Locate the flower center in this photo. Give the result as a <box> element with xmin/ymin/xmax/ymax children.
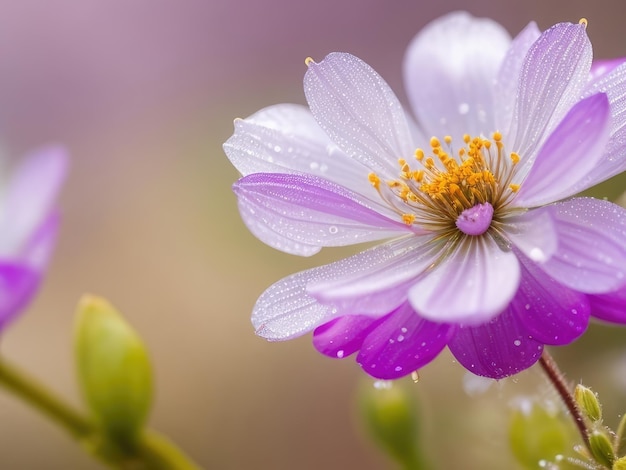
<box><xmin>368</xmin><ymin>132</ymin><xmax>520</xmax><ymax>233</ymax></box>
<box><xmin>455</xmin><ymin>202</ymin><xmax>494</xmax><ymax>236</ymax></box>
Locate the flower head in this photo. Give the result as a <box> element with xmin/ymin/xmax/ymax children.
<box><xmin>0</xmin><ymin>146</ymin><xmax>67</xmax><ymax>329</ymax></box>
<box><xmin>224</xmin><ymin>12</ymin><xmax>626</xmax><ymax>379</ymax></box>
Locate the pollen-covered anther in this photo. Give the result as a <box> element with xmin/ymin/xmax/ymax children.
<box><xmin>368</xmin><ymin>172</ymin><xmax>380</xmax><ymax>189</ymax></box>
<box><xmin>402</xmin><ymin>214</ymin><xmax>416</xmax><ymax>225</ymax></box>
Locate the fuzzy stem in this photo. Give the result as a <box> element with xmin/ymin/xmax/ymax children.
<box><xmin>538</xmin><ymin>349</ymin><xmax>591</xmax><ymax>454</ymax></box>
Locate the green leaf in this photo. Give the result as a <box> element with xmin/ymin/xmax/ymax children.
<box><xmin>74</xmin><ymin>295</ymin><xmax>153</xmax><ymax>449</ymax></box>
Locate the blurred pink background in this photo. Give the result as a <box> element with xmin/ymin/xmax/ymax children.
<box><xmin>0</xmin><ymin>1</ymin><xmax>625</xmax><ymax>468</ymax></box>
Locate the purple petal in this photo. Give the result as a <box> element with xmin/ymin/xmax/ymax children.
<box><xmin>356</xmin><ymin>302</ymin><xmax>452</xmax><ymax>379</ymax></box>
<box><xmin>581</xmin><ymin>61</ymin><xmax>626</xmax><ymax>185</ymax></box>
<box><xmin>0</xmin><ymin>146</ymin><xmax>68</xmax><ymax>257</ymax></box>
<box><xmin>223</xmin><ymin>104</ymin><xmax>377</xmax><ymax>198</ymax></box>
<box><xmin>313</xmin><ymin>314</ymin><xmax>381</xmax><ymax>359</ymax></box>
<box><xmin>233</xmin><ymin>173</ymin><xmax>411</xmax><ymax>256</ymax></box>
<box><xmin>408</xmin><ymin>235</ymin><xmax>520</xmax><ymax>324</ymax></box>
<box><xmin>448</xmin><ymin>309</ymin><xmax>544</xmax><ymax>379</ymax></box>
<box><xmin>403</xmin><ymin>11</ymin><xmax>510</xmax><ymax>141</ymax></box>
<box><xmin>512</xmin><ymin>253</ymin><xmax>590</xmax><ymax>345</ymax></box>
<box><xmin>513</xmin><ymin>93</ymin><xmax>611</xmax><ymax>206</ymax></box>
<box><xmin>307</xmin><ymin>235</ymin><xmax>441</xmax><ymax>316</ymax></box>
<box><xmin>503</xmin><ymin>208</ymin><xmax>557</xmax><ymax>263</ymax></box>
<box><xmin>508</xmin><ymin>22</ymin><xmax>592</xmax><ymax>165</ymax></box>
<box><xmin>304</xmin><ymin>53</ymin><xmax>414</xmax><ymax>179</ymax></box>
<box><xmin>590</xmin><ymin>58</ymin><xmax>626</xmax><ymax>81</ymax></box>
<box><xmin>538</xmin><ymin>198</ymin><xmax>626</xmax><ymax>293</ymax></box>
<box><xmin>589</xmin><ymin>285</ymin><xmax>626</xmax><ymax>324</ymax></box>
<box><xmin>494</xmin><ymin>21</ymin><xmax>541</xmax><ymax>136</ymax></box>
<box><xmin>0</xmin><ymin>263</ymin><xmax>40</xmax><ymax>329</ymax></box>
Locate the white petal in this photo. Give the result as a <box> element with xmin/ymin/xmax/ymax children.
<box><xmin>223</xmin><ymin>103</ymin><xmax>376</xmax><ymax>197</ymax></box>
<box><xmin>502</xmin><ymin>208</ymin><xmax>557</xmax><ymax>263</ymax></box>
<box><xmin>403</xmin><ymin>11</ymin><xmax>510</xmax><ymax>141</ymax></box>
<box><xmin>508</xmin><ymin>22</ymin><xmax>592</xmax><ymax>167</ymax></box>
<box><xmin>494</xmin><ymin>21</ymin><xmax>541</xmax><ymax>137</ymax></box>
<box><xmin>304</xmin><ymin>53</ymin><xmax>414</xmax><ymax>180</ymax></box>
<box><xmin>409</xmin><ymin>235</ymin><xmax>520</xmax><ymax>324</ymax></box>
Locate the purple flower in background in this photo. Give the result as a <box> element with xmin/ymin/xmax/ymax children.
<box><xmin>224</xmin><ymin>12</ymin><xmax>626</xmax><ymax>379</ymax></box>
<box><xmin>0</xmin><ymin>146</ymin><xmax>67</xmax><ymax>329</ymax></box>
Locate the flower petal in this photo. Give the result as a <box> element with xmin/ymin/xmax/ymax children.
<box><xmin>581</xmin><ymin>61</ymin><xmax>626</xmax><ymax>185</ymax></box>
<box><xmin>513</xmin><ymin>93</ymin><xmax>611</xmax><ymax>206</ymax></box>
<box><xmin>234</xmin><ymin>173</ymin><xmax>410</xmax><ymax>256</ymax></box>
<box><xmin>313</xmin><ymin>315</ymin><xmax>381</xmax><ymax>359</ymax></box>
<box><xmin>448</xmin><ymin>309</ymin><xmax>544</xmax><ymax>379</ymax></box>
<box><xmin>503</xmin><ymin>208</ymin><xmax>557</xmax><ymax>263</ymax></box>
<box><xmin>223</xmin><ymin>104</ymin><xmax>375</xmax><ymax>196</ymax></box>
<box><xmin>408</xmin><ymin>235</ymin><xmax>520</xmax><ymax>324</ymax></box>
<box><xmin>20</xmin><ymin>212</ymin><xmax>60</xmax><ymax>270</ymax></box>
<box><xmin>403</xmin><ymin>11</ymin><xmax>510</xmax><ymax>141</ymax></box>
<box><xmin>589</xmin><ymin>285</ymin><xmax>626</xmax><ymax>324</ymax></box>
<box><xmin>590</xmin><ymin>58</ymin><xmax>626</xmax><ymax>81</ymax></box>
<box><xmin>512</xmin><ymin>253</ymin><xmax>590</xmax><ymax>345</ymax></box>
<box><xmin>0</xmin><ymin>263</ymin><xmax>40</xmax><ymax>329</ymax></box>
<box><xmin>0</xmin><ymin>146</ymin><xmax>68</xmax><ymax>257</ymax></box>
<box><xmin>254</xmin><ymin>237</ymin><xmax>437</xmax><ymax>340</ymax></box>
<box><xmin>494</xmin><ymin>21</ymin><xmax>541</xmax><ymax>136</ymax></box>
<box><xmin>304</xmin><ymin>52</ymin><xmax>414</xmax><ymax>179</ymax></box>
<box><xmin>356</xmin><ymin>302</ymin><xmax>452</xmax><ymax>379</ymax></box>
<box><xmin>508</xmin><ymin>22</ymin><xmax>592</xmax><ymax>165</ymax></box>
<box><xmin>307</xmin><ymin>235</ymin><xmax>441</xmax><ymax>316</ymax></box>
<box><xmin>538</xmin><ymin>198</ymin><xmax>626</xmax><ymax>293</ymax></box>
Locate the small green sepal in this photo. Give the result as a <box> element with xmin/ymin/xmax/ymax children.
<box><xmin>74</xmin><ymin>295</ymin><xmax>153</xmax><ymax>448</ymax></box>
<box><xmin>589</xmin><ymin>430</ymin><xmax>615</xmax><ymax>468</ymax></box>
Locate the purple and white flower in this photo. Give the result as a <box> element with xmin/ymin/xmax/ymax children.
<box><xmin>224</xmin><ymin>12</ymin><xmax>626</xmax><ymax>379</ymax></box>
<box><xmin>0</xmin><ymin>146</ymin><xmax>67</xmax><ymax>329</ymax></box>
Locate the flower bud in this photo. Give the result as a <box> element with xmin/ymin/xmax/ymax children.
<box><xmin>359</xmin><ymin>380</ymin><xmax>425</xmax><ymax>468</ymax></box>
<box><xmin>574</xmin><ymin>384</ymin><xmax>602</xmax><ymax>422</ymax></box>
<box><xmin>74</xmin><ymin>295</ymin><xmax>153</xmax><ymax>447</ymax></box>
<box><xmin>589</xmin><ymin>430</ymin><xmax>615</xmax><ymax>468</ymax></box>
<box><xmin>613</xmin><ymin>456</ymin><xmax>626</xmax><ymax>470</ymax></box>
<box><xmin>509</xmin><ymin>398</ymin><xmax>577</xmax><ymax>468</ymax></box>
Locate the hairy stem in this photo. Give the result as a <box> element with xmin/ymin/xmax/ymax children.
<box><xmin>538</xmin><ymin>349</ymin><xmax>591</xmax><ymax>454</ymax></box>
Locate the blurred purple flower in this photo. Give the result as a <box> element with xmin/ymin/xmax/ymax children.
<box><xmin>224</xmin><ymin>12</ymin><xmax>626</xmax><ymax>379</ymax></box>
<box><xmin>0</xmin><ymin>146</ymin><xmax>67</xmax><ymax>329</ymax></box>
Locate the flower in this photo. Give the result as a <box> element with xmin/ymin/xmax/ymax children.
<box><xmin>0</xmin><ymin>146</ymin><xmax>67</xmax><ymax>329</ymax></box>
<box><xmin>224</xmin><ymin>12</ymin><xmax>626</xmax><ymax>379</ymax></box>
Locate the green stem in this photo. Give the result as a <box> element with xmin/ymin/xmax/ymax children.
<box><xmin>538</xmin><ymin>349</ymin><xmax>592</xmax><ymax>455</ymax></box>
<box><xmin>0</xmin><ymin>357</ymin><xmax>201</xmax><ymax>469</ymax></box>
<box><xmin>0</xmin><ymin>357</ymin><xmax>93</xmax><ymax>439</ymax></box>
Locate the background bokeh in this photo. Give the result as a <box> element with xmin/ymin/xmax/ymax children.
<box><xmin>0</xmin><ymin>1</ymin><xmax>625</xmax><ymax>468</ymax></box>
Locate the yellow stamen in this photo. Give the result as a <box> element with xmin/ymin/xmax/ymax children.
<box><xmin>304</xmin><ymin>57</ymin><xmax>315</xmax><ymax>66</ymax></box>
<box><xmin>510</xmin><ymin>152</ymin><xmax>520</xmax><ymax>164</ymax></box>
<box><xmin>368</xmin><ymin>172</ymin><xmax>380</xmax><ymax>189</ymax></box>
<box><xmin>509</xmin><ymin>183</ymin><xmax>520</xmax><ymax>192</ymax></box>
<box><xmin>402</xmin><ymin>214</ymin><xmax>416</xmax><ymax>225</ymax></box>
<box><xmin>579</xmin><ymin>18</ymin><xmax>588</xmax><ymax>28</ymax></box>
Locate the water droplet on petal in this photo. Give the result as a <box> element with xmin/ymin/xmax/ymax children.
<box><xmin>458</xmin><ymin>103</ymin><xmax>470</xmax><ymax>114</ymax></box>
<box><xmin>329</xmin><ymin>226</ymin><xmax>338</xmax><ymax>234</ymax></box>
<box><xmin>336</xmin><ymin>350</ymin><xmax>344</xmax><ymax>358</ymax></box>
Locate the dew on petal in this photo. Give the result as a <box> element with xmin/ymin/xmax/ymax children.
<box><xmin>513</xmin><ymin>339</ymin><xmax>521</xmax><ymax>346</ymax></box>
<box><xmin>458</xmin><ymin>102</ymin><xmax>470</xmax><ymax>114</ymax></box>
<box><xmin>336</xmin><ymin>350</ymin><xmax>344</xmax><ymax>358</ymax></box>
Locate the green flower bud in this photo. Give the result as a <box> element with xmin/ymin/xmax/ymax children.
<box><xmin>613</xmin><ymin>456</ymin><xmax>626</xmax><ymax>470</ymax></box>
<box><xmin>359</xmin><ymin>380</ymin><xmax>427</xmax><ymax>469</ymax></box>
<box><xmin>74</xmin><ymin>295</ymin><xmax>153</xmax><ymax>448</ymax></box>
<box><xmin>509</xmin><ymin>399</ymin><xmax>577</xmax><ymax>468</ymax></box>
<box><xmin>589</xmin><ymin>430</ymin><xmax>615</xmax><ymax>468</ymax></box>
<box><xmin>574</xmin><ymin>384</ymin><xmax>602</xmax><ymax>423</ymax></box>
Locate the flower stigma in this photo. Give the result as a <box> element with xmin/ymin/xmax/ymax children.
<box><xmin>369</xmin><ymin>132</ymin><xmax>521</xmax><ymax>235</ymax></box>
